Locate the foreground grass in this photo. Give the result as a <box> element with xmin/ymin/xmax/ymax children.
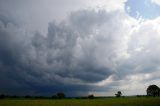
<box><xmin>0</xmin><ymin>97</ymin><xmax>160</xmax><ymax>106</ymax></box>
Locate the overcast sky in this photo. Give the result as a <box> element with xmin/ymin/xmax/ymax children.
<box><xmin>0</xmin><ymin>0</ymin><xmax>160</xmax><ymax>96</ymax></box>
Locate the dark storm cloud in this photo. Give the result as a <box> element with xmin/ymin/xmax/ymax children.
<box><xmin>1</xmin><ymin>6</ymin><xmax>160</xmax><ymax>96</ymax></box>
<box><xmin>1</xmin><ymin>9</ymin><xmax>126</xmax><ymax>96</ymax></box>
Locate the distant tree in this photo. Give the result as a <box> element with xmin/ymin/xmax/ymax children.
<box><xmin>147</xmin><ymin>85</ymin><xmax>160</xmax><ymax>96</ymax></box>
<box><xmin>51</xmin><ymin>95</ymin><xmax>58</xmax><ymax>99</ymax></box>
<box><xmin>56</xmin><ymin>92</ymin><xmax>66</xmax><ymax>99</ymax></box>
<box><xmin>0</xmin><ymin>94</ymin><xmax>5</xmax><ymax>99</ymax></box>
<box><xmin>88</xmin><ymin>94</ymin><xmax>94</xmax><ymax>99</ymax></box>
<box><xmin>34</xmin><ymin>96</ymin><xmax>45</xmax><ymax>99</ymax></box>
<box><xmin>115</xmin><ymin>91</ymin><xmax>122</xmax><ymax>97</ymax></box>
<box><xmin>11</xmin><ymin>95</ymin><xmax>19</xmax><ymax>98</ymax></box>
<box><xmin>24</xmin><ymin>95</ymin><xmax>32</xmax><ymax>98</ymax></box>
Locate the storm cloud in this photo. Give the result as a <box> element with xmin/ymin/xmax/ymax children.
<box><xmin>0</xmin><ymin>1</ymin><xmax>160</xmax><ymax>96</ymax></box>
<box><xmin>0</xmin><ymin>9</ymin><xmax>132</xmax><ymax>96</ymax></box>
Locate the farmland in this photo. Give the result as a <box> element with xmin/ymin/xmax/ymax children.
<box><xmin>0</xmin><ymin>97</ymin><xmax>160</xmax><ymax>106</ymax></box>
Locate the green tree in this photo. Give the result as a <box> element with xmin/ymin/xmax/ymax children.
<box><xmin>115</xmin><ymin>91</ymin><xmax>122</xmax><ymax>97</ymax></box>
<box><xmin>88</xmin><ymin>94</ymin><xmax>94</xmax><ymax>99</ymax></box>
<box><xmin>0</xmin><ymin>94</ymin><xmax>5</xmax><ymax>99</ymax></box>
<box><xmin>147</xmin><ymin>85</ymin><xmax>160</xmax><ymax>96</ymax></box>
<box><xmin>56</xmin><ymin>92</ymin><xmax>66</xmax><ymax>99</ymax></box>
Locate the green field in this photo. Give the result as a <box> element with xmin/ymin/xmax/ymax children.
<box><xmin>0</xmin><ymin>97</ymin><xmax>160</xmax><ymax>106</ymax></box>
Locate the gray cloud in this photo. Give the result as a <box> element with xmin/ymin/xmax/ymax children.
<box><xmin>0</xmin><ymin>9</ymin><xmax>132</xmax><ymax>96</ymax></box>
<box><xmin>0</xmin><ymin>6</ymin><xmax>160</xmax><ymax>96</ymax></box>
<box><xmin>0</xmin><ymin>0</ymin><xmax>127</xmax><ymax>35</ymax></box>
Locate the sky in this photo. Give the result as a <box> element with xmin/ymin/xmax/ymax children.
<box><xmin>0</xmin><ymin>0</ymin><xmax>160</xmax><ymax>97</ymax></box>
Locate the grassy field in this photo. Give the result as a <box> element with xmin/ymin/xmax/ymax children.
<box><xmin>0</xmin><ymin>97</ymin><xmax>160</xmax><ymax>106</ymax></box>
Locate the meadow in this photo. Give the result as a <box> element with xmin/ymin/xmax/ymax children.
<box><xmin>0</xmin><ymin>97</ymin><xmax>160</xmax><ymax>106</ymax></box>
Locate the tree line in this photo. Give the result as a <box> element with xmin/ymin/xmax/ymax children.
<box><xmin>0</xmin><ymin>92</ymin><xmax>66</xmax><ymax>99</ymax></box>
<box><xmin>0</xmin><ymin>84</ymin><xmax>160</xmax><ymax>99</ymax></box>
<box><xmin>0</xmin><ymin>92</ymin><xmax>94</xmax><ymax>99</ymax></box>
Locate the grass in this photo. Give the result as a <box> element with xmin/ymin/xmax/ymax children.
<box><xmin>0</xmin><ymin>97</ymin><xmax>160</xmax><ymax>106</ymax></box>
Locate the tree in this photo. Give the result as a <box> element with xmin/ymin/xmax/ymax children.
<box><xmin>51</xmin><ymin>95</ymin><xmax>58</xmax><ymax>99</ymax></box>
<box><xmin>0</xmin><ymin>94</ymin><xmax>5</xmax><ymax>99</ymax></box>
<box><xmin>88</xmin><ymin>94</ymin><xmax>94</xmax><ymax>99</ymax></box>
<box><xmin>24</xmin><ymin>95</ymin><xmax>32</xmax><ymax>98</ymax></box>
<box><xmin>115</xmin><ymin>91</ymin><xmax>122</xmax><ymax>97</ymax></box>
<box><xmin>147</xmin><ymin>85</ymin><xmax>160</xmax><ymax>96</ymax></box>
<box><xmin>56</xmin><ymin>92</ymin><xmax>66</xmax><ymax>99</ymax></box>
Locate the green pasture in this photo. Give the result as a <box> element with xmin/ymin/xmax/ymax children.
<box><xmin>0</xmin><ymin>97</ymin><xmax>160</xmax><ymax>106</ymax></box>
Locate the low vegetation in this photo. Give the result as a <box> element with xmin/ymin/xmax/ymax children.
<box><xmin>0</xmin><ymin>97</ymin><xmax>160</xmax><ymax>106</ymax></box>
